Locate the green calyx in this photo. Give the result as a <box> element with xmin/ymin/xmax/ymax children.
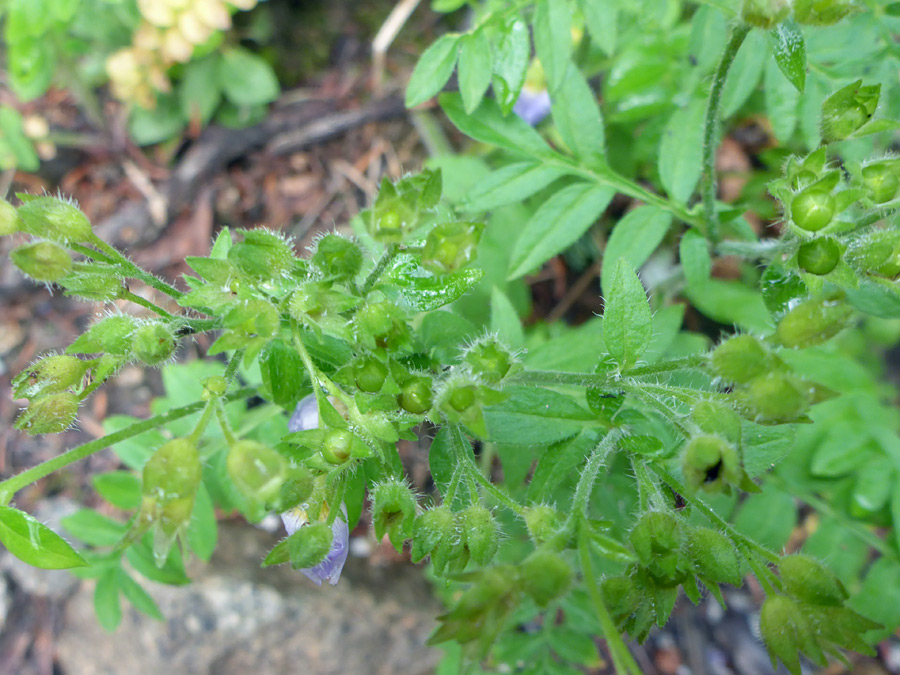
<box><xmin>13</xmin><ymin>354</ymin><xmax>88</xmax><ymax>399</ymax></box>
<box><xmin>16</xmin><ymin>196</ymin><xmax>93</xmax><ymax>244</ymax></box>
<box><xmin>372</xmin><ymin>479</ymin><xmax>417</xmax><ymax>551</ymax></box>
<box><xmin>776</xmin><ymin>297</ymin><xmax>853</xmax><ymax>348</ymax></box>
<box><xmin>797</xmin><ymin>237</ymin><xmax>841</xmax><ymax>275</ymax></box>
<box><xmin>710</xmin><ymin>334</ymin><xmax>773</xmax><ymax>384</ymax></box>
<box><xmin>132</xmin><ymin>322</ymin><xmax>177</xmax><ymax>366</ymax></box>
<box><xmin>14</xmin><ymin>392</ymin><xmax>80</xmax><ymax>435</ymax></box>
<box><xmin>681</xmin><ymin>435</ymin><xmax>741</xmax><ymax>492</ymax></box>
<box><xmin>741</xmin><ymin>0</ymin><xmax>790</xmax><ymax>28</ymax></box>
<box><xmin>227</xmin><ymin>440</ymin><xmax>287</xmax><ymax>505</ymax></box>
<box><xmin>11</xmin><ymin>240</ymin><xmax>73</xmax><ymax>281</ymax></box>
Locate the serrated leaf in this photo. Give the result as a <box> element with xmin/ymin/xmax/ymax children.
<box><xmin>680</xmin><ymin>229</ymin><xmax>711</xmax><ymax>290</ymax></box>
<box><xmin>551</xmin><ymin>63</ymin><xmax>605</xmax><ymax>164</ymax></box>
<box><xmin>0</xmin><ymin>506</ymin><xmax>88</xmax><ymax>569</ymax></box>
<box><xmin>483</xmin><ymin>387</ymin><xmax>595</xmax><ymax>445</ymax></box>
<box><xmin>458</xmin><ymin>30</ymin><xmax>492</xmax><ymax>114</ymax></box>
<box><xmin>440</xmin><ymin>93</ymin><xmax>551</xmax><ymax>157</ymax></box>
<box><xmin>533</xmin><ymin>0</ymin><xmax>572</xmax><ymax>92</ymax></box>
<box><xmin>406</xmin><ymin>34</ymin><xmax>460</xmax><ymax>108</ymax></box>
<box><xmin>386</xmin><ymin>258</ymin><xmax>485</xmax><ymax>311</ymax></box>
<box><xmin>601</xmin><ymin>206</ymin><xmax>671</xmax><ymax>292</ymax></box>
<box><xmin>462</xmin><ymin>161</ymin><xmax>567</xmax><ymax>213</ymax></box>
<box><xmin>658</xmin><ymin>98</ymin><xmax>705</xmax><ymax>203</ymax></box>
<box><xmin>602</xmin><ymin>259</ymin><xmax>651</xmax><ymax>370</ymax></box>
<box><xmin>508</xmin><ymin>183</ymin><xmax>614</xmax><ymax>279</ymax></box>
<box><xmin>769</xmin><ymin>20</ymin><xmax>806</xmax><ymax>92</ymax></box>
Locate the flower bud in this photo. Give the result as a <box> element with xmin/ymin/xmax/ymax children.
<box><xmin>778</xmin><ymin>554</ymin><xmax>847</xmax><ymax>606</ymax></box>
<box><xmin>17</xmin><ymin>196</ymin><xmax>92</xmax><ymax>244</ymax></box>
<box><xmin>227</xmin><ymin>440</ymin><xmax>287</xmax><ymax>505</ymax></box>
<box><xmin>776</xmin><ymin>297</ymin><xmax>853</xmax><ymax>348</ymax></box>
<box><xmin>629</xmin><ymin>512</ymin><xmax>688</xmax><ymax>587</ymax></box>
<box><xmin>59</xmin><ymin>265</ymin><xmax>124</xmax><ymax>301</ymax></box>
<box><xmin>691</xmin><ymin>400</ymin><xmax>742</xmax><ymax>445</ymax></box>
<box><xmin>399</xmin><ymin>376</ymin><xmax>433</xmax><ymax>415</ymax></box>
<box><xmin>421</xmin><ymin>221</ymin><xmax>483</xmax><ymax>274</ymax></box>
<box><xmin>681</xmin><ymin>435</ymin><xmax>741</xmax><ymax>492</ymax></box>
<box><xmin>11</xmin><ymin>241</ymin><xmax>73</xmax><ymax>282</ymax></box>
<box><xmin>463</xmin><ymin>337</ymin><xmax>513</xmax><ymax>384</ymax></box>
<box><xmin>132</xmin><ymin>322</ymin><xmax>177</xmax><ymax>365</ymax></box>
<box><xmin>687</xmin><ymin>527</ymin><xmax>742</xmax><ymax>586</ymax></box>
<box><xmin>798</xmin><ymin>237</ymin><xmax>841</xmax><ymax>275</ymax></box>
<box><xmin>742</xmin><ymin>0</ymin><xmax>790</xmax><ymax>28</ymax></box>
<box><xmin>353</xmin><ymin>355</ymin><xmax>388</xmax><ymax>393</ymax></box>
<box><xmin>411</xmin><ymin>505</ymin><xmax>457</xmax><ymax>572</ymax></box>
<box><xmin>861</xmin><ymin>161</ymin><xmax>900</xmax><ymax>204</ymax></box>
<box><xmin>227</xmin><ymin>229</ymin><xmax>296</xmax><ymax>279</ymax></box>
<box><xmin>371</xmin><ymin>479</ymin><xmax>417</xmax><ymax>551</ymax></box>
<box><xmin>822</xmin><ymin>80</ymin><xmax>879</xmax><ymax>143</ymax></box>
<box><xmin>710</xmin><ymin>334</ymin><xmax>772</xmax><ymax>384</ymax></box>
<box><xmin>790</xmin><ymin>188</ymin><xmax>835</xmax><ymax>232</ymax></box>
<box><xmin>760</xmin><ymin>595</ymin><xmax>806</xmax><ymax>673</ymax></box>
<box><xmin>741</xmin><ymin>372</ymin><xmax>810</xmax><ymax>423</ymax></box>
<box><xmin>793</xmin><ymin>0</ymin><xmax>857</xmax><ymax>25</ymax></box>
<box><xmin>524</xmin><ymin>504</ymin><xmax>562</xmax><ymax>544</ymax></box>
<box><xmin>0</xmin><ymin>199</ymin><xmax>19</xmax><ymax>235</ymax></box>
<box><xmin>14</xmin><ymin>392</ymin><xmax>79</xmax><ymax>435</ymax></box>
<box><xmin>68</xmin><ymin>314</ymin><xmax>137</xmax><ymax>356</ymax></box>
<box><xmin>311</xmin><ymin>234</ymin><xmax>363</xmax><ymax>280</ymax></box>
<box><xmin>13</xmin><ymin>355</ymin><xmax>88</xmax><ymax>399</ymax></box>
<box><xmin>519</xmin><ymin>550</ymin><xmax>572</xmax><ymax>607</ymax></box>
<box><xmin>461</xmin><ymin>504</ymin><xmax>499</xmax><ymax>566</ymax></box>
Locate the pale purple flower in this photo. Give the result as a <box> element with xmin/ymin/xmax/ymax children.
<box><xmin>283</xmin><ymin>393</ymin><xmax>349</xmax><ymax>585</ymax></box>
<box><xmin>513</xmin><ymin>87</ymin><xmax>552</xmax><ymax>126</ymax></box>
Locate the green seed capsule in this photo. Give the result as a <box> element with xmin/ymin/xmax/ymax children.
<box><xmin>11</xmin><ymin>241</ymin><xmax>73</xmax><ymax>282</ymax></box>
<box><xmin>13</xmin><ymin>354</ymin><xmax>87</xmax><ymax>399</ymax></box>
<box><xmin>794</xmin><ymin>0</ymin><xmax>856</xmax><ymax>25</ymax></box>
<box><xmin>523</xmin><ymin>504</ymin><xmax>562</xmax><ymax>544</ymax></box>
<box><xmin>681</xmin><ymin>435</ymin><xmax>741</xmax><ymax>492</ymax></box>
<box><xmin>353</xmin><ymin>355</ymin><xmax>388</xmax><ymax>393</ymax></box>
<box><xmin>411</xmin><ymin>505</ymin><xmax>456</xmax><ymax>568</ymax></box>
<box><xmin>14</xmin><ymin>392</ymin><xmax>79</xmax><ymax>435</ymax></box>
<box><xmin>798</xmin><ymin>237</ymin><xmax>841</xmax><ymax>275</ymax></box>
<box><xmin>861</xmin><ymin>163</ymin><xmax>899</xmax><ymax>204</ymax></box>
<box><xmin>461</xmin><ymin>504</ymin><xmax>499</xmax><ymax>566</ymax></box>
<box><xmin>463</xmin><ymin>339</ymin><xmax>513</xmax><ymax>383</ymax></box>
<box><xmin>227</xmin><ymin>440</ymin><xmax>287</xmax><ymax>504</ymax></box>
<box><xmin>0</xmin><ymin>199</ymin><xmax>19</xmax><ymax>235</ymax></box>
<box><xmin>742</xmin><ymin>373</ymin><xmax>810</xmax><ymax>423</ymax></box>
<box><xmin>791</xmin><ymin>189</ymin><xmax>835</xmax><ymax>232</ymax></box>
<box><xmin>688</xmin><ymin>527</ymin><xmax>742</xmax><ymax>586</ymax></box>
<box><xmin>520</xmin><ymin>550</ymin><xmax>572</xmax><ymax>607</ymax></box>
<box><xmin>17</xmin><ymin>196</ymin><xmax>92</xmax><ymax>244</ymax></box>
<box><xmin>132</xmin><ymin>322</ymin><xmax>177</xmax><ymax>366</ymax></box>
<box><xmin>778</xmin><ymin>554</ymin><xmax>847</xmax><ymax>607</ymax></box>
<box><xmin>371</xmin><ymin>479</ymin><xmax>417</xmax><ymax>551</ymax></box>
<box><xmin>311</xmin><ymin>234</ymin><xmax>363</xmax><ymax>280</ymax></box>
<box><xmin>399</xmin><ymin>376</ymin><xmax>433</xmax><ymax>414</ymax></box>
<box><xmin>710</xmin><ymin>335</ymin><xmax>772</xmax><ymax>385</ymax></box>
<box><xmin>448</xmin><ymin>385</ymin><xmax>477</xmax><ymax>412</ymax></box>
<box><xmin>776</xmin><ymin>297</ymin><xmax>853</xmax><ymax>348</ymax></box>
<box><xmin>321</xmin><ymin>429</ymin><xmax>353</xmax><ymax>464</ymax></box>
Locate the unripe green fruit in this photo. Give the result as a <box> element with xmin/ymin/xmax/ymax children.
<box><xmin>629</xmin><ymin>512</ymin><xmax>688</xmax><ymax>587</ymax></box>
<box><xmin>448</xmin><ymin>385</ymin><xmax>477</xmax><ymax>412</ymax></box>
<box><xmin>143</xmin><ymin>438</ymin><xmax>202</xmax><ymax>502</ymax></box>
<box><xmin>0</xmin><ymin>199</ymin><xmax>19</xmax><ymax>235</ymax></box>
<box><xmin>227</xmin><ymin>440</ymin><xmax>287</xmax><ymax>504</ymax></box>
<box><xmin>380</xmin><ymin>210</ymin><xmax>401</xmax><ymax>232</ymax></box>
<box><xmin>798</xmin><ymin>238</ymin><xmax>841</xmax><ymax>275</ymax></box>
<box><xmin>411</xmin><ymin>506</ymin><xmax>456</xmax><ymax>566</ymax></box>
<box><xmin>823</xmin><ymin>104</ymin><xmax>869</xmax><ymax>143</ymax></box>
<box><xmin>776</xmin><ymin>298</ymin><xmax>853</xmax><ymax>348</ymax></box>
<box><xmin>688</xmin><ymin>527</ymin><xmax>742</xmax><ymax>586</ymax></box>
<box><xmin>742</xmin><ymin>373</ymin><xmax>809</xmax><ymax>423</ymax></box>
<box><xmin>691</xmin><ymin>400</ymin><xmax>742</xmax><ymax>445</ymax></box>
<box><xmin>311</xmin><ymin>234</ymin><xmax>363</xmax><ymax>280</ymax></box>
<box><xmin>601</xmin><ymin>575</ymin><xmax>640</xmax><ymax>625</ymax></box>
<box><xmin>778</xmin><ymin>555</ymin><xmax>847</xmax><ymax>607</ymax></box>
<box><xmin>399</xmin><ymin>377</ymin><xmax>433</xmax><ymax>414</ymax></box>
<box><xmin>710</xmin><ymin>334</ymin><xmax>771</xmax><ymax>384</ymax></box>
<box><xmin>421</xmin><ymin>221</ymin><xmax>483</xmax><ymax>274</ymax></box>
<box><xmin>288</xmin><ymin>521</ymin><xmax>333</xmax><ymax>569</ymax></box>
<box><xmin>372</xmin><ymin>479</ymin><xmax>417</xmax><ymax>551</ymax></box>
<box><xmin>11</xmin><ymin>241</ymin><xmax>73</xmax><ymax>281</ymax></box>
<box><xmin>760</xmin><ymin>595</ymin><xmax>805</xmax><ymax>674</ymax></box>
<box><xmin>742</xmin><ymin>0</ymin><xmax>790</xmax><ymax>28</ymax></box>
<box><xmin>464</xmin><ymin>339</ymin><xmax>512</xmax><ymax>383</ymax></box>
<box><xmin>14</xmin><ymin>392</ymin><xmax>79</xmax><ymax>435</ymax></box>
<box><xmin>520</xmin><ymin>550</ymin><xmax>573</xmax><ymax>607</ymax></box>
<box><xmin>862</xmin><ymin>163</ymin><xmax>899</xmax><ymax>204</ymax></box>
<box><xmin>682</xmin><ymin>436</ymin><xmax>741</xmax><ymax>492</ymax></box>
<box><xmin>791</xmin><ymin>189</ymin><xmax>835</xmax><ymax>232</ymax></box>
<box><xmin>17</xmin><ymin>196</ymin><xmax>92</xmax><ymax>243</ymax></box>
<box><xmin>13</xmin><ymin>355</ymin><xmax>87</xmax><ymax>399</ymax></box>
<box><xmin>79</xmin><ymin>315</ymin><xmax>137</xmax><ymax>355</ymax></box>
<box><xmin>794</xmin><ymin>0</ymin><xmax>856</xmax><ymax>25</ymax></box>
<box><xmin>461</xmin><ymin>504</ymin><xmax>499</xmax><ymax>566</ymax></box>
<box><xmin>353</xmin><ymin>356</ymin><xmax>387</xmax><ymax>393</ymax></box>
<box><xmin>132</xmin><ymin>322</ymin><xmax>177</xmax><ymax>365</ymax></box>
<box><xmin>321</xmin><ymin>429</ymin><xmax>353</xmax><ymax>464</ymax></box>
<box><xmin>524</xmin><ymin>504</ymin><xmax>562</xmax><ymax>544</ymax></box>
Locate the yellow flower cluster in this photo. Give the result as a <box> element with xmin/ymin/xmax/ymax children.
<box><xmin>106</xmin><ymin>0</ymin><xmax>257</xmax><ymax>108</ymax></box>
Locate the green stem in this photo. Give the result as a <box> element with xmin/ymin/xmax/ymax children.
<box><xmin>451</xmin><ymin>424</ymin><xmax>524</xmax><ymax>515</ymax></box>
<box><xmin>510</xmin><ymin>356</ymin><xmax>708</xmax><ymax>390</ymax></box>
<box><xmin>577</xmin><ymin>522</ymin><xmax>643</xmax><ymax>675</ymax></box>
<box><xmin>443</xmin><ymin>464</ymin><xmax>464</xmax><ymax>507</ymax></box>
<box><xmin>121</xmin><ymin>290</ymin><xmax>174</xmax><ymax>319</ymax></box>
<box><xmin>0</xmin><ymin>387</ymin><xmax>256</xmax><ymax>504</ymax></box>
<box><xmin>215</xmin><ymin>401</ymin><xmax>238</xmax><ymax>446</ymax></box>
<box><xmin>190</xmin><ymin>349</ymin><xmax>246</xmax><ymax>444</ymax></box>
<box><xmin>70</xmin><ymin>242</ymin><xmax>115</xmax><ymax>264</ymax></box>
<box><xmin>88</xmin><ymin>234</ymin><xmax>183</xmax><ymax>300</ymax></box>
<box><xmin>359</xmin><ymin>243</ymin><xmax>398</xmax><ymax>297</ymax></box>
<box><xmin>566</xmin><ymin>430</ymin><xmax>621</xmax><ymax>531</ymax></box>
<box><xmin>701</xmin><ymin>23</ymin><xmax>751</xmax><ymax>244</ymax></box>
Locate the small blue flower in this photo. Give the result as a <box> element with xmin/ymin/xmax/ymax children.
<box><xmin>513</xmin><ymin>87</ymin><xmax>552</xmax><ymax>126</ymax></box>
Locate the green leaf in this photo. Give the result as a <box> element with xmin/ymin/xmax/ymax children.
<box><xmin>689</xmin><ymin>6</ymin><xmax>728</xmax><ymax>72</ymax></box>
<box><xmin>533</xmin><ymin>0</ymin><xmax>572</xmax><ymax>92</ymax></box>
<box><xmin>94</xmin><ymin>569</ymin><xmax>122</xmax><ymax>632</ymax></box>
<box><xmin>0</xmin><ymin>506</ymin><xmax>87</xmax><ymax>569</ymax></box>
<box><xmin>187</xmin><ymin>484</ymin><xmax>217</xmax><ymax>563</ymax></box>
<box><xmin>462</xmin><ymin>161</ymin><xmax>567</xmax><ymax>213</ymax></box>
<box><xmin>769</xmin><ymin>20</ymin><xmax>806</xmax><ymax>92</ymax></box>
<box><xmin>508</xmin><ymin>182</ymin><xmax>614</xmax><ymax>279</ymax></box>
<box><xmin>126</xmin><ymin>538</ymin><xmax>190</xmax><ymax>586</ymax></box>
<box><xmin>732</xmin><ymin>486</ymin><xmax>796</xmax><ymax>551</ymax></box>
<box><xmin>92</xmin><ymin>472</ymin><xmax>141</xmax><ymax>510</ymax></box>
<box><xmin>440</xmin><ymin>93</ymin><xmax>551</xmax><ymax>157</ymax></box>
<box><xmin>406</xmin><ymin>33</ymin><xmax>460</xmax><ymax>108</ymax></box>
<box><xmin>218</xmin><ymin>47</ymin><xmax>280</xmax><ymax>107</ymax></box>
<box><xmin>484</xmin><ymin>387</ymin><xmax>595</xmax><ymax>445</ymax></box>
<box><xmin>491</xmin><ymin>16</ymin><xmax>530</xmax><ymax>114</ymax></box>
<box><xmin>721</xmin><ymin>29</ymin><xmax>766</xmax><ymax>118</ymax></box>
<box><xmin>61</xmin><ymin>510</ymin><xmax>127</xmax><ymax>547</ymax></box>
<box><xmin>850</xmin><ymin>558</ymin><xmax>900</xmax><ymax>641</ymax></box>
<box><xmin>601</xmin><ymin>206</ymin><xmax>671</xmax><ymax>292</ymax></box>
<box><xmin>578</xmin><ymin>0</ymin><xmax>618</xmax><ymax>56</ymax></box>
<box><xmin>117</xmin><ymin>568</ymin><xmax>164</xmax><ymax>621</ymax></box>
<box><xmin>0</xmin><ymin>106</ymin><xmax>39</xmax><ymax>171</ymax></box>
<box><xmin>128</xmin><ymin>97</ymin><xmax>185</xmax><ymax>146</ymax></box>
<box><xmin>180</xmin><ymin>54</ymin><xmax>222</xmax><ymax>124</ymax></box>
<box><xmin>386</xmin><ymin>257</ymin><xmax>485</xmax><ymax>311</ymax></box>
<box><xmin>551</xmin><ymin>63</ymin><xmax>606</xmax><ymax>164</ymax></box>
<box><xmin>458</xmin><ymin>30</ymin><xmax>493</xmax><ymax>114</ymax></box>
<box><xmin>260</xmin><ymin>339</ymin><xmax>306</xmax><ymax>409</ymax></box>
<box><xmin>764</xmin><ymin>55</ymin><xmax>799</xmax><ymax>143</ymax></box>
<box><xmin>810</xmin><ymin>423</ymin><xmax>872</xmax><ymax>477</ymax></box>
<box><xmin>490</xmin><ymin>286</ymin><xmax>525</xmax><ymax>350</ymax></box>
<box><xmin>524</xmin><ymin>317</ymin><xmax>605</xmax><ymax>371</ymax></box>
<box><xmin>602</xmin><ymin>259</ymin><xmax>652</xmax><ymax>370</ymax></box>
<box><xmin>658</xmin><ymin>98</ymin><xmax>705</xmax><ymax>203</ymax></box>
<box><xmin>680</xmin><ymin>229</ymin><xmax>712</xmax><ymax>290</ymax></box>
<box><xmin>428</xmin><ymin>427</ymin><xmax>472</xmax><ymax>509</ymax></box>
<box><xmin>685</xmin><ymin>279</ymin><xmax>771</xmax><ymax>332</ymax></box>
<box><xmin>527</xmin><ymin>431</ymin><xmax>598</xmax><ymax>501</ymax></box>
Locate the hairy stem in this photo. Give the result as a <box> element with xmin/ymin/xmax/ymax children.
<box><xmin>701</xmin><ymin>23</ymin><xmax>751</xmax><ymax>243</ymax></box>
<box><xmin>88</xmin><ymin>234</ymin><xmax>183</xmax><ymax>300</ymax></box>
<box><xmin>0</xmin><ymin>387</ymin><xmax>256</xmax><ymax>504</ymax></box>
<box><xmin>360</xmin><ymin>243</ymin><xmax>398</xmax><ymax>297</ymax></box>
<box><xmin>567</xmin><ymin>430</ymin><xmax>621</xmax><ymax>530</ymax></box>
<box><xmin>451</xmin><ymin>424</ymin><xmax>524</xmax><ymax>515</ymax></box>
<box><xmin>121</xmin><ymin>290</ymin><xmax>174</xmax><ymax>319</ymax></box>
<box><xmin>510</xmin><ymin>355</ymin><xmax>708</xmax><ymax>390</ymax></box>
